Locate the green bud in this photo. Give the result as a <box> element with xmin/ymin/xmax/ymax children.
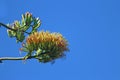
<box><xmin>7</xmin><ymin>30</ymin><xmax>16</xmax><ymax>37</ymax></box>
<box><xmin>21</xmin><ymin>14</ymin><xmax>26</xmax><ymax>26</ymax></box>
<box><xmin>16</xmin><ymin>30</ymin><xmax>25</xmax><ymax>42</ymax></box>
<box><xmin>36</xmin><ymin>48</ymin><xmax>42</xmax><ymax>56</ymax></box>
<box><xmin>32</xmin><ymin>17</ymin><xmax>41</xmax><ymax>29</ymax></box>
<box><xmin>14</xmin><ymin>21</ymin><xmax>20</xmax><ymax>29</ymax></box>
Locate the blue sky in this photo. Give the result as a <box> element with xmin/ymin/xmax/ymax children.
<box><xmin>0</xmin><ymin>0</ymin><xmax>120</xmax><ymax>80</ymax></box>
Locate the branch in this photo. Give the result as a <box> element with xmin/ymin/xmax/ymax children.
<box><xmin>0</xmin><ymin>51</ymin><xmax>51</xmax><ymax>63</ymax></box>
<box><xmin>0</xmin><ymin>56</ymin><xmax>36</xmax><ymax>63</ymax></box>
<box><xmin>0</xmin><ymin>22</ymin><xmax>30</xmax><ymax>34</ymax></box>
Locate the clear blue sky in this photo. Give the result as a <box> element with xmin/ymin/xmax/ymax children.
<box><xmin>0</xmin><ymin>0</ymin><xmax>120</xmax><ymax>80</ymax></box>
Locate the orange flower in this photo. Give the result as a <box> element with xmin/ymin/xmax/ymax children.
<box><xmin>26</xmin><ymin>31</ymin><xmax>68</xmax><ymax>49</ymax></box>
<box><xmin>23</xmin><ymin>31</ymin><xmax>69</xmax><ymax>63</ymax></box>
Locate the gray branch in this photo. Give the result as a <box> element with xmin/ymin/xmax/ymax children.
<box><xmin>0</xmin><ymin>56</ymin><xmax>36</xmax><ymax>63</ymax></box>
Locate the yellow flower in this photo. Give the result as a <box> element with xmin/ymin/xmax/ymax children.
<box><xmin>23</xmin><ymin>31</ymin><xmax>69</xmax><ymax>63</ymax></box>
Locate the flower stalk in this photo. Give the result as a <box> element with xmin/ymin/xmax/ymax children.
<box><xmin>0</xmin><ymin>56</ymin><xmax>35</xmax><ymax>63</ymax></box>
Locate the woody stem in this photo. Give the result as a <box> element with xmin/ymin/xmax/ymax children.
<box><xmin>0</xmin><ymin>56</ymin><xmax>36</xmax><ymax>63</ymax></box>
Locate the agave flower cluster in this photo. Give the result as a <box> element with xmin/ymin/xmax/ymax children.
<box><xmin>21</xmin><ymin>31</ymin><xmax>69</xmax><ymax>63</ymax></box>
<box><xmin>7</xmin><ymin>12</ymin><xmax>41</xmax><ymax>42</ymax></box>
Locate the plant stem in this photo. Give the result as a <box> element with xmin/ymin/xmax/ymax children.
<box><xmin>0</xmin><ymin>22</ymin><xmax>30</xmax><ymax>34</ymax></box>
<box><xmin>0</xmin><ymin>56</ymin><xmax>36</xmax><ymax>63</ymax></box>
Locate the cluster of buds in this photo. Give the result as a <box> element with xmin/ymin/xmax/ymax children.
<box><xmin>21</xmin><ymin>31</ymin><xmax>69</xmax><ymax>63</ymax></box>
<box><xmin>7</xmin><ymin>20</ymin><xmax>25</xmax><ymax>42</ymax></box>
<box><xmin>7</xmin><ymin>12</ymin><xmax>41</xmax><ymax>42</ymax></box>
